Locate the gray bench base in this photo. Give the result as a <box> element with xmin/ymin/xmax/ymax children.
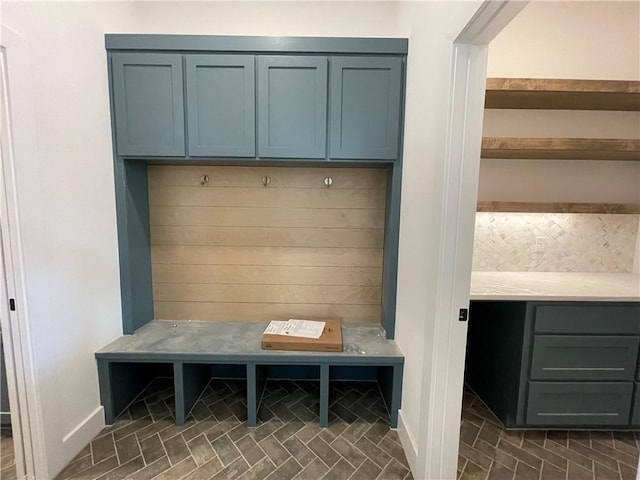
<box><xmin>96</xmin><ymin>321</ymin><xmax>404</xmax><ymax>428</ymax></box>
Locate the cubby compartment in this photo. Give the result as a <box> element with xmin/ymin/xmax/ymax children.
<box><xmin>175</xmin><ymin>363</ymin><xmax>247</xmax><ymax>425</ymax></box>
<box><xmin>328</xmin><ymin>365</ymin><xmax>402</xmax><ymax>427</ymax></box>
<box><xmin>254</xmin><ymin>365</ymin><xmax>322</xmax><ymax>424</ymax></box>
<box><xmin>97</xmin><ymin>360</ymin><xmax>174</xmax><ymax>423</ymax></box>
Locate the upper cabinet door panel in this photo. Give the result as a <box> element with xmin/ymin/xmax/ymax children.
<box><xmin>112</xmin><ymin>54</ymin><xmax>185</xmax><ymax>157</ymax></box>
<box><xmin>330</xmin><ymin>57</ymin><xmax>403</xmax><ymax>160</ymax></box>
<box><xmin>257</xmin><ymin>56</ymin><xmax>328</xmax><ymax>159</ymax></box>
<box><xmin>186</xmin><ymin>55</ymin><xmax>256</xmax><ymax>157</ymax></box>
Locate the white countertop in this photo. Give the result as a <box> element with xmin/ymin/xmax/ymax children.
<box><xmin>470</xmin><ymin>272</ymin><xmax>640</xmax><ymax>302</ymax></box>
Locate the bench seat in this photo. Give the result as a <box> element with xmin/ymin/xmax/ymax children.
<box><xmin>95</xmin><ymin>320</ymin><xmax>404</xmax><ymax>428</ymax></box>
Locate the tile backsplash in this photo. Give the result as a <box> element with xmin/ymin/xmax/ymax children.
<box><xmin>473</xmin><ymin>213</ymin><xmax>639</xmax><ymax>272</ymax></box>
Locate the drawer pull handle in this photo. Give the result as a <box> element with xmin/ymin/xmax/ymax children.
<box><xmin>538</xmin><ymin>412</ymin><xmax>619</xmax><ymax>417</ymax></box>
<box><xmin>541</xmin><ymin>367</ymin><xmax>625</xmax><ymax>371</ymax></box>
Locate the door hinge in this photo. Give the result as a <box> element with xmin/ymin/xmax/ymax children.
<box><xmin>458</xmin><ymin>308</ymin><xmax>468</xmax><ymax>322</ymax></box>
<box><xmin>9</xmin><ymin>298</ymin><xmax>15</xmax><ymax>311</ymax></box>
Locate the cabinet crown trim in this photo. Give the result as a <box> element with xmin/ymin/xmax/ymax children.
<box><xmin>105</xmin><ymin>34</ymin><xmax>408</xmax><ymax>55</ymax></box>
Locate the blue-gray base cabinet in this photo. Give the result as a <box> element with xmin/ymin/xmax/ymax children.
<box><xmin>465</xmin><ymin>301</ymin><xmax>640</xmax><ymax>429</ymax></box>
<box><xmin>96</xmin><ymin>321</ymin><xmax>404</xmax><ymax>428</ymax></box>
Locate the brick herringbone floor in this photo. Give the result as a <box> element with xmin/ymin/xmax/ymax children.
<box><xmin>0</xmin><ymin>428</ymin><xmax>15</xmax><ymax>480</ymax></box>
<box><xmin>54</xmin><ymin>378</ymin><xmax>412</xmax><ymax>480</ymax></box>
<box><xmin>3</xmin><ymin>384</ymin><xmax>639</xmax><ymax>479</ymax></box>
<box><xmin>458</xmin><ymin>390</ymin><xmax>640</xmax><ymax>480</ymax></box>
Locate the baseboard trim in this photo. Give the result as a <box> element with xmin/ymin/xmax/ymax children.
<box><xmin>397</xmin><ymin>409</ymin><xmax>418</xmax><ymax>477</ymax></box>
<box><xmin>62</xmin><ymin>406</ymin><xmax>104</xmax><ymax>456</ymax></box>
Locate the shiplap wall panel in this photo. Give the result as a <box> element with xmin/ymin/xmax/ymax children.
<box><xmin>151</xmin><ymin>246</ymin><xmax>382</xmax><ymax>267</ymax></box>
<box><xmin>153</xmin><ymin>302</ymin><xmax>382</xmax><ymax>323</ymax></box>
<box><xmin>150</xmin><ymin>226</ymin><xmax>384</xmax><ymax>248</ymax></box>
<box><xmin>149</xmin><ymin>206</ymin><xmax>384</xmax><ymax>228</ymax></box>
<box><xmin>148</xmin><ymin>186</ymin><xmax>385</xmax><ymax>208</ymax></box>
<box><xmin>148</xmin><ymin>165</ymin><xmax>386</xmax><ymax>323</ymax></box>
<box><xmin>153</xmin><ymin>284</ymin><xmax>382</xmax><ymax>304</ymax></box>
<box><xmin>152</xmin><ymin>265</ymin><xmax>382</xmax><ymax>286</ymax></box>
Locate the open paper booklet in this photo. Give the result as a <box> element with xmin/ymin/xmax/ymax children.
<box><xmin>263</xmin><ymin>319</ymin><xmax>326</xmax><ymax>339</ymax></box>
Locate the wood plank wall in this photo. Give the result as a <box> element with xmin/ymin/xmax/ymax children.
<box><xmin>148</xmin><ymin>165</ymin><xmax>387</xmax><ymax>323</ymax></box>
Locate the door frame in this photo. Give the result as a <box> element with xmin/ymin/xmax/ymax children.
<box><xmin>1</xmin><ymin>25</ymin><xmax>48</xmax><ymax>479</ymax></box>
<box><xmin>411</xmin><ymin>2</ymin><xmax>529</xmax><ymax>479</ymax></box>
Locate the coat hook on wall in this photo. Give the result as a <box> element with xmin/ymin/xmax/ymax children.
<box><xmin>200</xmin><ymin>174</ymin><xmax>210</xmax><ymax>186</ymax></box>
<box><xmin>262</xmin><ymin>176</ymin><xmax>271</xmax><ymax>187</ymax></box>
<box><xmin>324</xmin><ymin>177</ymin><xmax>333</xmax><ymax>188</ymax></box>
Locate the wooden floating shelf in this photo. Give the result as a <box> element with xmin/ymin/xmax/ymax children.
<box><xmin>477</xmin><ymin>202</ymin><xmax>640</xmax><ymax>214</ymax></box>
<box><xmin>485</xmin><ymin>78</ymin><xmax>640</xmax><ymax>111</ymax></box>
<box><xmin>481</xmin><ymin>137</ymin><xmax>640</xmax><ymax>161</ymax></box>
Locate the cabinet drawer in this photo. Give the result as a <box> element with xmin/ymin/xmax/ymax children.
<box><xmin>533</xmin><ymin>304</ymin><xmax>640</xmax><ymax>335</ymax></box>
<box><xmin>530</xmin><ymin>336</ymin><xmax>639</xmax><ymax>381</ymax></box>
<box><xmin>526</xmin><ymin>382</ymin><xmax>633</xmax><ymax>427</ymax></box>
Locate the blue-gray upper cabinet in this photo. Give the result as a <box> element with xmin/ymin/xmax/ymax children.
<box><xmin>330</xmin><ymin>57</ymin><xmax>403</xmax><ymax>160</ymax></box>
<box><xmin>185</xmin><ymin>55</ymin><xmax>256</xmax><ymax>157</ymax></box>
<box><xmin>111</xmin><ymin>54</ymin><xmax>185</xmax><ymax>157</ymax></box>
<box><xmin>257</xmin><ymin>56</ymin><xmax>328</xmax><ymax>159</ymax></box>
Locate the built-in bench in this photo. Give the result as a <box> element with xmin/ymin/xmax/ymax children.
<box><xmin>95</xmin><ymin>321</ymin><xmax>404</xmax><ymax>428</ymax></box>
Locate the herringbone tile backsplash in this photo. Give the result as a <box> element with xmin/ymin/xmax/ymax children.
<box><xmin>473</xmin><ymin>213</ymin><xmax>639</xmax><ymax>272</ymax></box>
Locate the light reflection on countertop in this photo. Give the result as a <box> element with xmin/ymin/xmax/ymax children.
<box><xmin>470</xmin><ymin>271</ymin><xmax>640</xmax><ymax>301</ymax></box>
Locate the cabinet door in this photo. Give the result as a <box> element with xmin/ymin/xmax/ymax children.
<box><xmin>186</xmin><ymin>55</ymin><xmax>255</xmax><ymax>157</ymax></box>
<box><xmin>257</xmin><ymin>56</ymin><xmax>327</xmax><ymax>158</ymax></box>
<box><xmin>330</xmin><ymin>57</ymin><xmax>402</xmax><ymax>160</ymax></box>
<box><xmin>111</xmin><ymin>54</ymin><xmax>185</xmax><ymax>156</ymax></box>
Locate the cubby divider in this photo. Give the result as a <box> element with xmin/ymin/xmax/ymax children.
<box><xmin>320</xmin><ymin>364</ymin><xmax>330</xmax><ymax>427</ymax></box>
<box><xmin>174</xmin><ymin>362</ymin><xmax>210</xmax><ymax>425</ymax></box>
<box><xmin>247</xmin><ymin>363</ymin><xmax>268</xmax><ymax>427</ymax></box>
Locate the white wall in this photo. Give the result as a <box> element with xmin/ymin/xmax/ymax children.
<box><xmin>2</xmin><ymin>3</ymin><xmax>137</xmax><ymax>476</ymax></box>
<box><xmin>130</xmin><ymin>1</ymin><xmax>399</xmax><ymax>36</ymax></box>
<box><xmin>487</xmin><ymin>1</ymin><xmax>640</xmax><ymax>80</ymax></box>
<box><xmin>394</xmin><ymin>2</ymin><xmax>482</xmax><ymax>477</ymax></box>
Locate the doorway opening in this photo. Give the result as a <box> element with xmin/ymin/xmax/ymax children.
<box><xmin>459</xmin><ymin>2</ymin><xmax>640</xmax><ymax>479</ymax></box>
